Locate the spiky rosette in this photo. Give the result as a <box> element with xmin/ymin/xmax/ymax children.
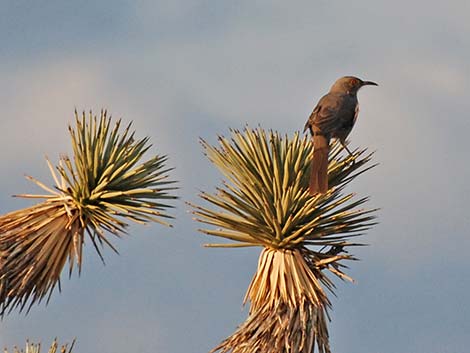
<box><xmin>191</xmin><ymin>128</ymin><xmax>377</xmax><ymax>353</ymax></box>
<box><xmin>0</xmin><ymin>110</ymin><xmax>177</xmax><ymax>315</ymax></box>
<box><xmin>4</xmin><ymin>339</ymin><xmax>75</xmax><ymax>353</ymax></box>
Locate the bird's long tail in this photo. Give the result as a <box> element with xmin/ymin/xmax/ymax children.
<box><xmin>309</xmin><ymin>135</ymin><xmax>329</xmax><ymax>195</ymax></box>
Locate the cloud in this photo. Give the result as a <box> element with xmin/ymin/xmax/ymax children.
<box><xmin>0</xmin><ymin>57</ymin><xmax>109</xmax><ymax>160</ymax></box>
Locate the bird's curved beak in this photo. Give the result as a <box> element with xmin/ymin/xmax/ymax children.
<box><xmin>361</xmin><ymin>80</ymin><xmax>378</xmax><ymax>86</ymax></box>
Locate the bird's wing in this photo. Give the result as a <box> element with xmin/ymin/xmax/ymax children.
<box><xmin>306</xmin><ymin>94</ymin><xmax>343</xmax><ymax>136</ymax></box>
<box><xmin>304</xmin><ymin>104</ymin><xmax>321</xmax><ymax>133</ymax></box>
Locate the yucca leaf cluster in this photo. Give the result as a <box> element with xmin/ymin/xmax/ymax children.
<box><xmin>4</xmin><ymin>339</ymin><xmax>75</xmax><ymax>353</ymax></box>
<box><xmin>191</xmin><ymin>128</ymin><xmax>377</xmax><ymax>353</ymax></box>
<box><xmin>0</xmin><ymin>111</ymin><xmax>177</xmax><ymax>315</ymax></box>
<box><xmin>194</xmin><ymin>129</ymin><xmax>375</xmax><ymax>249</ymax></box>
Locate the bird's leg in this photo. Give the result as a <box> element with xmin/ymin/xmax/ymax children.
<box><xmin>340</xmin><ymin>141</ymin><xmax>355</xmax><ymax>164</ymax></box>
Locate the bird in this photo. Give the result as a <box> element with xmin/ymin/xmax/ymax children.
<box><xmin>304</xmin><ymin>76</ymin><xmax>377</xmax><ymax>195</ymax></box>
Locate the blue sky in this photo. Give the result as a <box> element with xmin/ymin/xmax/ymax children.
<box><xmin>1</xmin><ymin>1</ymin><xmax>469</xmax><ymax>352</ymax></box>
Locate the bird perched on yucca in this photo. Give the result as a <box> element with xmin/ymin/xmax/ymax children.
<box><xmin>191</xmin><ymin>128</ymin><xmax>377</xmax><ymax>353</ymax></box>
<box><xmin>0</xmin><ymin>110</ymin><xmax>177</xmax><ymax>315</ymax></box>
<box><xmin>304</xmin><ymin>76</ymin><xmax>377</xmax><ymax>194</ymax></box>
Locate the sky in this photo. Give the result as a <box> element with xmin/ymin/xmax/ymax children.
<box><xmin>1</xmin><ymin>1</ymin><xmax>469</xmax><ymax>352</ymax></box>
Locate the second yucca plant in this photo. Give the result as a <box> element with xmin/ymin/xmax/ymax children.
<box><xmin>4</xmin><ymin>339</ymin><xmax>75</xmax><ymax>353</ymax></box>
<box><xmin>191</xmin><ymin>128</ymin><xmax>377</xmax><ymax>353</ymax></box>
<box><xmin>0</xmin><ymin>110</ymin><xmax>177</xmax><ymax>315</ymax></box>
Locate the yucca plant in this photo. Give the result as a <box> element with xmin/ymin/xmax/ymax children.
<box><xmin>0</xmin><ymin>110</ymin><xmax>177</xmax><ymax>315</ymax></box>
<box><xmin>191</xmin><ymin>128</ymin><xmax>377</xmax><ymax>353</ymax></box>
<box><xmin>4</xmin><ymin>339</ymin><xmax>75</xmax><ymax>353</ymax></box>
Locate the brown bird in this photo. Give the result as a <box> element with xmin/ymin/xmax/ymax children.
<box><xmin>304</xmin><ymin>76</ymin><xmax>377</xmax><ymax>195</ymax></box>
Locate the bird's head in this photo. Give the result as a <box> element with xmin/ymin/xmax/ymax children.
<box><xmin>330</xmin><ymin>76</ymin><xmax>378</xmax><ymax>95</ymax></box>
